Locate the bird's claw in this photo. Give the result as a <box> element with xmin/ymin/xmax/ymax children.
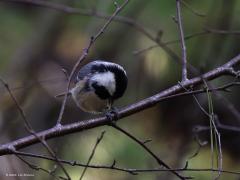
<box><xmin>105</xmin><ymin>107</ymin><xmax>119</xmax><ymax>125</ymax></box>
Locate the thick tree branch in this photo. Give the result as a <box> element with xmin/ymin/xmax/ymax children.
<box><xmin>0</xmin><ymin>53</ymin><xmax>239</xmax><ymax>156</ymax></box>
<box><xmin>1</xmin><ymin>1</ymin><xmax>240</xmax><ymax>179</ymax></box>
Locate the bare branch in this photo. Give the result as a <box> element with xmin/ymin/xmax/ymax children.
<box><xmin>205</xmin><ymin>28</ymin><xmax>240</xmax><ymax>35</ymax></box>
<box><xmin>181</xmin><ymin>0</ymin><xmax>206</xmax><ymax>17</ymax></box>
<box><xmin>194</xmin><ymin>116</ymin><xmax>240</xmax><ymax>133</ymax></box>
<box><xmin>79</xmin><ymin>131</ymin><xmax>105</xmax><ymax>180</ymax></box>
<box><xmin>109</xmin><ymin>123</ymin><xmax>188</xmax><ymax>180</ymax></box>
<box><xmin>12</xmin><ymin>150</ymin><xmax>240</xmax><ymax>176</ymax></box>
<box><xmin>133</xmin><ymin>28</ymin><xmax>240</xmax><ymax>56</ymax></box>
<box><xmin>187</xmin><ymin>134</ymin><xmax>207</xmax><ymax>162</ymax></box>
<box><xmin>0</xmin><ymin>1</ymin><xmax>239</xmax><ymax>179</ymax></box>
<box><xmin>0</xmin><ymin>77</ymin><xmax>71</xmax><ymax>180</ymax></box>
<box><xmin>56</xmin><ymin>0</ymin><xmax>130</xmax><ymax>126</ymax></box>
<box><xmin>176</xmin><ymin>0</ymin><xmax>188</xmax><ymax>81</ymax></box>
<box><xmin>203</xmin><ymin>80</ymin><xmax>222</xmax><ymax>179</ymax></box>
<box><xmin>16</xmin><ymin>155</ymin><xmax>62</xmax><ymax>180</ymax></box>
<box><xmin>0</xmin><ymin>53</ymin><xmax>239</xmax><ymax>156</ymax></box>
<box><xmin>133</xmin><ymin>31</ymin><xmax>208</xmax><ymax>55</ymax></box>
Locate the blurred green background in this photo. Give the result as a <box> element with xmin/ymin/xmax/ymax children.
<box><xmin>0</xmin><ymin>0</ymin><xmax>240</xmax><ymax>179</ymax></box>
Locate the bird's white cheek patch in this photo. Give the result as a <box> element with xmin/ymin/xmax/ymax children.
<box><xmin>91</xmin><ymin>72</ymin><xmax>116</xmax><ymax>95</ymax></box>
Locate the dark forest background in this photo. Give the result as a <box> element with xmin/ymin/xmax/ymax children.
<box><xmin>0</xmin><ymin>0</ymin><xmax>240</xmax><ymax>179</ymax></box>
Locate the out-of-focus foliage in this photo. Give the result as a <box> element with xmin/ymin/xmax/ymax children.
<box><xmin>0</xmin><ymin>0</ymin><xmax>240</xmax><ymax>180</ymax></box>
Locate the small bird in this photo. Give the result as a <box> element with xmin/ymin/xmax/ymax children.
<box><xmin>70</xmin><ymin>60</ymin><xmax>127</xmax><ymax>114</ymax></box>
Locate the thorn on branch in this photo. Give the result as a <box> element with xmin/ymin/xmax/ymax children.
<box><xmin>223</xmin><ymin>88</ymin><xmax>232</xmax><ymax>92</ymax></box>
<box><xmin>130</xmin><ymin>171</ymin><xmax>138</xmax><ymax>175</ymax></box>
<box><xmin>70</xmin><ymin>160</ymin><xmax>77</xmax><ymax>166</ymax></box>
<box><xmin>201</xmin><ymin>140</ymin><xmax>208</xmax><ymax>146</ymax></box>
<box><xmin>193</xmin><ymin>125</ymin><xmax>209</xmax><ymax>133</ymax></box>
<box><xmin>49</xmin><ymin>164</ymin><xmax>58</xmax><ymax>175</ymax></box>
<box><xmin>97</xmin><ymin>131</ymin><xmax>106</xmax><ymax>143</ymax></box>
<box><xmin>111</xmin><ymin>159</ymin><xmax>116</xmax><ymax>168</ymax></box>
<box><xmin>90</xmin><ymin>36</ymin><xmax>95</xmax><ymax>42</ymax></box>
<box><xmin>142</xmin><ymin>139</ymin><xmax>152</xmax><ymax>144</ymax></box>
<box><xmin>172</xmin><ymin>15</ymin><xmax>178</xmax><ymax>23</ymax></box>
<box><xmin>184</xmin><ymin>161</ymin><xmax>189</xmax><ymax>169</ymax></box>
<box><xmin>156</xmin><ymin>30</ymin><xmax>163</xmax><ymax>42</ymax></box>
<box><xmin>83</xmin><ymin>48</ymin><xmax>88</xmax><ymax>56</ymax></box>
<box><xmin>0</xmin><ymin>78</ymin><xmax>9</xmax><ymax>89</ymax></box>
<box><xmin>185</xmin><ymin>176</ymin><xmax>195</xmax><ymax>179</ymax></box>
<box><xmin>61</xmin><ymin>68</ymin><xmax>70</xmax><ymax>80</ymax></box>
<box><xmin>113</xmin><ymin>1</ymin><xmax>119</xmax><ymax>9</ymax></box>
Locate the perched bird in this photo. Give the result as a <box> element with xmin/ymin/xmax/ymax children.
<box><xmin>70</xmin><ymin>60</ymin><xmax>127</xmax><ymax>114</ymax></box>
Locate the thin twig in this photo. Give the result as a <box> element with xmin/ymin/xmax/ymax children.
<box><xmin>16</xmin><ymin>155</ymin><xmax>63</xmax><ymax>180</ymax></box>
<box><xmin>179</xmin><ymin>77</ymin><xmax>224</xmax><ymax>180</ymax></box>
<box><xmin>205</xmin><ymin>28</ymin><xmax>240</xmax><ymax>35</ymax></box>
<box><xmin>79</xmin><ymin>131</ymin><xmax>105</xmax><ymax>180</ymax></box>
<box><xmin>132</xmin><ymin>28</ymin><xmax>240</xmax><ymax>56</ymax></box>
<box><xmin>12</xmin><ymin>150</ymin><xmax>240</xmax><ymax>176</ymax></box>
<box><xmin>0</xmin><ymin>1</ymin><xmax>239</xmax><ymax>177</ymax></box>
<box><xmin>165</xmin><ymin>31</ymin><xmax>208</xmax><ymax>45</ymax></box>
<box><xmin>188</xmin><ymin>134</ymin><xmax>207</xmax><ymax>161</ymax></box>
<box><xmin>56</xmin><ymin>0</ymin><xmax>130</xmax><ymax>126</ymax></box>
<box><xmin>0</xmin><ymin>77</ymin><xmax>71</xmax><ymax>180</ymax></box>
<box><xmin>109</xmin><ymin>123</ymin><xmax>188</xmax><ymax>180</ymax></box>
<box><xmin>181</xmin><ymin>0</ymin><xmax>206</xmax><ymax>17</ymax></box>
<box><xmin>176</xmin><ymin>0</ymin><xmax>188</xmax><ymax>81</ymax></box>
<box><xmin>133</xmin><ymin>31</ymin><xmax>208</xmax><ymax>55</ymax></box>
<box><xmin>194</xmin><ymin>113</ymin><xmax>240</xmax><ymax>133</ymax></box>
<box><xmin>178</xmin><ymin>81</ymin><xmax>209</xmax><ymax>117</ymax></box>
<box><xmin>203</xmin><ymin>79</ymin><xmax>222</xmax><ymax>179</ymax></box>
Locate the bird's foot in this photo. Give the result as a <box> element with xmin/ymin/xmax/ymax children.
<box><xmin>105</xmin><ymin>107</ymin><xmax>119</xmax><ymax>125</ymax></box>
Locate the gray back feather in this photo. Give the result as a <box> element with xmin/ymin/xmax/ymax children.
<box><xmin>76</xmin><ymin>60</ymin><xmax>103</xmax><ymax>81</ymax></box>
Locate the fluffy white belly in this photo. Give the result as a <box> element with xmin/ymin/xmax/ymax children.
<box><xmin>79</xmin><ymin>91</ymin><xmax>109</xmax><ymax>113</ymax></box>
<box><xmin>71</xmin><ymin>80</ymin><xmax>110</xmax><ymax>113</ymax></box>
<box><xmin>71</xmin><ymin>86</ymin><xmax>109</xmax><ymax>114</ymax></box>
